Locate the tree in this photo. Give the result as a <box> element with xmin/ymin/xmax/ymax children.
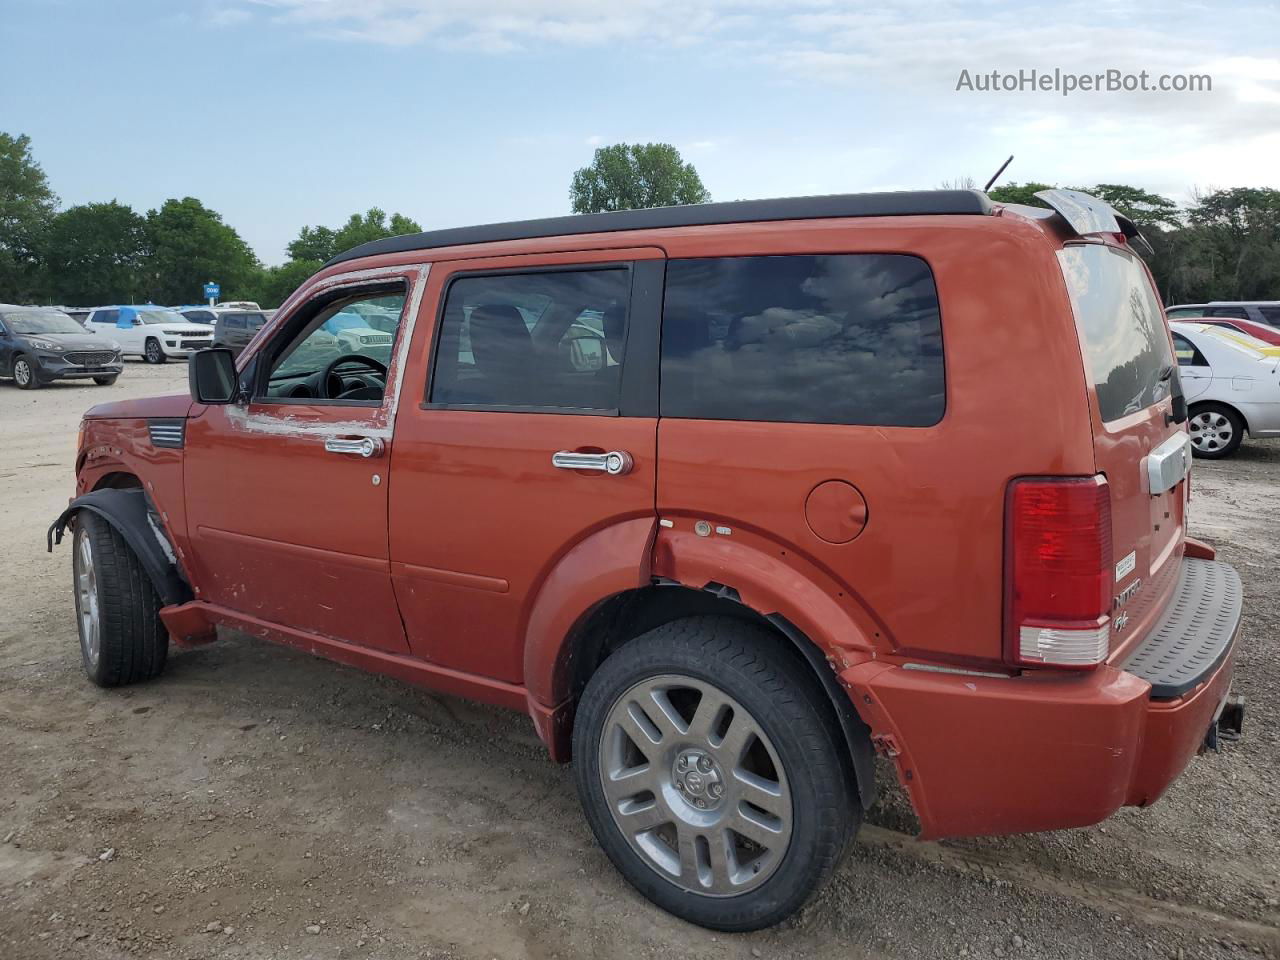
<box><xmin>985</xmin><ymin>181</ymin><xmax>1055</xmax><ymax>208</ymax></box>
<box><xmin>143</xmin><ymin>198</ymin><xmax>260</xmax><ymax>304</ymax></box>
<box><xmin>286</xmin><ymin>225</ymin><xmax>337</xmax><ymax>263</ymax></box>
<box><xmin>247</xmin><ymin>259</ymin><xmax>323</xmax><ymax>309</ymax></box>
<box><xmin>44</xmin><ymin>201</ymin><xmax>146</xmax><ymax>304</ymax></box>
<box><xmin>570</xmin><ymin>143</ymin><xmax>711</xmax><ymax>214</ymax></box>
<box><xmin>1080</xmin><ymin>184</ymin><xmax>1181</xmax><ymax>230</ymax></box>
<box><xmin>288</xmin><ymin>208</ymin><xmax>421</xmax><ymax>263</ymax></box>
<box><xmin>1182</xmin><ymin>187</ymin><xmax>1280</xmax><ymax>301</ymax></box>
<box><xmin>0</xmin><ymin>132</ymin><xmax>58</xmax><ymax>301</ymax></box>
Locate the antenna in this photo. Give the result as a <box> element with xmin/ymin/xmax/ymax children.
<box><xmin>983</xmin><ymin>155</ymin><xmax>1014</xmax><ymax>192</ymax></box>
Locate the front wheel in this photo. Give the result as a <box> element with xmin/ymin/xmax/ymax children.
<box><xmin>1189</xmin><ymin>402</ymin><xmax>1244</xmax><ymax>459</ymax></box>
<box><xmin>572</xmin><ymin>617</ymin><xmax>858</xmax><ymax>931</ymax></box>
<box><xmin>93</xmin><ymin>376</ymin><xmax>118</xmax><ymax>386</ymax></box>
<box><xmin>13</xmin><ymin>355</ymin><xmax>40</xmax><ymax>389</ymax></box>
<box><xmin>72</xmin><ymin>512</ymin><xmax>168</xmax><ymax>686</ymax></box>
<box><xmin>144</xmin><ymin>338</ymin><xmax>166</xmax><ymax>364</ymax></box>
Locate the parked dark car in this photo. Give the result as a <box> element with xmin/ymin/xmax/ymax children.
<box><xmin>0</xmin><ymin>305</ymin><xmax>123</xmax><ymax>389</ymax></box>
<box><xmin>209</xmin><ymin>309</ymin><xmax>270</xmax><ymax>357</ymax></box>
<box><xmin>1166</xmin><ymin>301</ymin><xmax>1280</xmax><ymax>326</ymax></box>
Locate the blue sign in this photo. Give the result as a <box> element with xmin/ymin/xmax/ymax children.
<box><xmin>203</xmin><ymin>282</ymin><xmax>221</xmax><ymax>299</ymax></box>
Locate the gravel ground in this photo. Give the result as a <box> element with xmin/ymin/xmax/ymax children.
<box><xmin>1</xmin><ymin>363</ymin><xmax>1277</xmax><ymax>960</ymax></box>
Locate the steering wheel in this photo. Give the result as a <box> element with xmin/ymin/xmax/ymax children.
<box><xmin>320</xmin><ymin>354</ymin><xmax>388</xmax><ymax>399</ymax></box>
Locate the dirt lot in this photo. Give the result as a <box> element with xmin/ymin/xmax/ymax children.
<box><xmin>1</xmin><ymin>363</ymin><xmax>1277</xmax><ymax>960</ymax></box>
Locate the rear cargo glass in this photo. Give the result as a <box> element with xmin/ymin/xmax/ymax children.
<box><xmin>661</xmin><ymin>254</ymin><xmax>944</xmax><ymax>426</ymax></box>
<box><xmin>1058</xmin><ymin>244</ymin><xmax>1173</xmax><ymax>423</ymax></box>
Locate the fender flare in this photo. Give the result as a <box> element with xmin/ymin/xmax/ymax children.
<box><xmin>47</xmin><ymin>488</ymin><xmax>193</xmax><ymax>607</ymax></box>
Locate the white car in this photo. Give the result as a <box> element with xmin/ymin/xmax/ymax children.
<box><xmin>86</xmin><ymin>305</ymin><xmax>214</xmax><ymax>364</ymax></box>
<box><xmin>1171</xmin><ymin>321</ymin><xmax>1280</xmax><ymax>458</ymax></box>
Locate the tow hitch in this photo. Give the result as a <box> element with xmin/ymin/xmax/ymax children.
<box><xmin>1204</xmin><ymin>693</ymin><xmax>1246</xmax><ymax>752</ymax></box>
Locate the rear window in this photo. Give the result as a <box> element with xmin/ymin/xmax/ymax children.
<box><xmin>660</xmin><ymin>254</ymin><xmax>945</xmax><ymax>426</ymax></box>
<box><xmin>1058</xmin><ymin>244</ymin><xmax>1173</xmax><ymax>423</ymax></box>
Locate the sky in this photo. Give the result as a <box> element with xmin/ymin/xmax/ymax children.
<box><xmin>3</xmin><ymin>0</ymin><xmax>1278</xmax><ymax>265</ymax></box>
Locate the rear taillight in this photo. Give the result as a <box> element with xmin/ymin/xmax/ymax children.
<box><xmin>1004</xmin><ymin>476</ymin><xmax>1112</xmax><ymax>669</ymax></box>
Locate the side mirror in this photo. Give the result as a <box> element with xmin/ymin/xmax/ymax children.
<box><xmin>189</xmin><ymin>348</ymin><xmax>239</xmax><ymax>405</ymax></box>
<box><xmin>566</xmin><ymin>335</ymin><xmax>605</xmax><ymax>372</ymax></box>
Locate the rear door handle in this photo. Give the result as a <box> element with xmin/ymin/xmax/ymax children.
<box><xmin>324</xmin><ymin>436</ymin><xmax>384</xmax><ymax>458</ymax></box>
<box><xmin>551</xmin><ymin>450</ymin><xmax>634</xmax><ymax>475</ymax></box>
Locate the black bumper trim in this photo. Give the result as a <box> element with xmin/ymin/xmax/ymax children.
<box><xmin>1121</xmin><ymin>558</ymin><xmax>1242</xmax><ymax>699</ymax></box>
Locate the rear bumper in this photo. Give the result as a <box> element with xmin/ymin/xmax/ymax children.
<box><xmin>841</xmin><ymin>557</ymin><xmax>1243</xmax><ymax>840</ymax></box>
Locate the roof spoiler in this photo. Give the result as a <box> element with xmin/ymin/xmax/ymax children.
<box><xmin>1033</xmin><ymin>188</ymin><xmax>1154</xmax><ymax>258</ymax></box>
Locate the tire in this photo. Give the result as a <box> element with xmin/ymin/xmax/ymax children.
<box><xmin>93</xmin><ymin>376</ymin><xmax>118</xmax><ymax>386</ymax></box>
<box><xmin>573</xmin><ymin>616</ymin><xmax>858</xmax><ymax>931</ymax></box>
<box><xmin>13</xmin><ymin>355</ymin><xmax>40</xmax><ymax>389</ymax></box>
<box><xmin>1189</xmin><ymin>402</ymin><xmax>1244</xmax><ymax>459</ymax></box>
<box><xmin>144</xmin><ymin>338</ymin><xmax>166</xmax><ymax>364</ymax></box>
<box><xmin>72</xmin><ymin>512</ymin><xmax>168</xmax><ymax>687</ymax></box>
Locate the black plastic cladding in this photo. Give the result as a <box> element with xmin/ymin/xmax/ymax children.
<box><xmin>325</xmin><ymin>190</ymin><xmax>995</xmax><ymax>267</ymax></box>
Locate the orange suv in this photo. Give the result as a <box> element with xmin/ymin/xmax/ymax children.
<box><xmin>50</xmin><ymin>189</ymin><xmax>1245</xmax><ymax>930</ymax></box>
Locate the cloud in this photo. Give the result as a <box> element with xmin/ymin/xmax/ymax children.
<box><xmin>206</xmin><ymin>3</ymin><xmax>252</xmax><ymax>26</ymax></box>
<box><xmin>233</xmin><ymin>1</ymin><xmax>1280</xmax><ymax>185</ymax></box>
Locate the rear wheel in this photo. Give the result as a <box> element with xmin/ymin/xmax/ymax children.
<box><xmin>1189</xmin><ymin>402</ymin><xmax>1244</xmax><ymax>459</ymax></box>
<box><xmin>573</xmin><ymin>617</ymin><xmax>857</xmax><ymax>931</ymax></box>
<box><xmin>13</xmin><ymin>355</ymin><xmax>40</xmax><ymax>389</ymax></box>
<box><xmin>144</xmin><ymin>338</ymin><xmax>166</xmax><ymax>364</ymax></box>
<box><xmin>72</xmin><ymin>512</ymin><xmax>168</xmax><ymax>686</ymax></box>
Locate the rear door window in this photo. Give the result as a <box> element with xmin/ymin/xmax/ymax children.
<box><xmin>660</xmin><ymin>254</ymin><xmax>944</xmax><ymax>426</ymax></box>
<box><xmin>1057</xmin><ymin>244</ymin><xmax>1173</xmax><ymax>423</ymax></box>
<box><xmin>429</xmin><ymin>267</ymin><xmax>631</xmax><ymax>412</ymax></box>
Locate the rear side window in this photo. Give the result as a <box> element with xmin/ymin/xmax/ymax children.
<box><xmin>660</xmin><ymin>254</ymin><xmax>944</xmax><ymax>426</ymax></box>
<box><xmin>1172</xmin><ymin>333</ymin><xmax>1207</xmax><ymax>366</ymax></box>
<box><xmin>1057</xmin><ymin>244</ymin><xmax>1173</xmax><ymax>423</ymax></box>
<box><xmin>430</xmin><ymin>268</ymin><xmax>631</xmax><ymax>412</ymax></box>
<box><xmin>223</xmin><ymin>314</ymin><xmax>246</xmax><ymax>329</ymax></box>
<box><xmin>1259</xmin><ymin>306</ymin><xmax>1280</xmax><ymax>325</ymax></box>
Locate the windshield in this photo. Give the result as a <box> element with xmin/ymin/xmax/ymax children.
<box><xmin>136</xmin><ymin>310</ymin><xmax>185</xmax><ymax>325</ymax></box>
<box><xmin>1058</xmin><ymin>244</ymin><xmax>1174</xmax><ymax>422</ymax></box>
<box><xmin>5</xmin><ymin>311</ymin><xmax>86</xmax><ymax>335</ymax></box>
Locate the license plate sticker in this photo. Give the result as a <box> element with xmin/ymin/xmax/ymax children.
<box><xmin>1116</xmin><ymin>551</ymin><xmax>1137</xmax><ymax>582</ymax></box>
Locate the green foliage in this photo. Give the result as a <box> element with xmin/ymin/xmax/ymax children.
<box><xmin>248</xmin><ymin>259</ymin><xmax>323</xmax><ymax>309</ymax></box>
<box><xmin>986</xmin><ymin>181</ymin><xmax>1056</xmax><ymax>208</ymax></box>
<box><xmin>0</xmin><ymin>132</ymin><xmax>58</xmax><ymax>301</ymax></box>
<box><xmin>143</xmin><ymin>198</ymin><xmax>260</xmax><ymax>305</ymax></box>
<box><xmin>1083</xmin><ymin>184</ymin><xmax>1182</xmax><ymax>230</ymax></box>
<box><xmin>44</xmin><ymin>201</ymin><xmax>147</xmax><ymax>304</ymax></box>
<box><xmin>288</xmin><ymin>208</ymin><xmax>422</xmax><ymax>263</ymax></box>
<box><xmin>286</xmin><ymin>225</ymin><xmax>337</xmax><ymax>263</ymax></box>
<box><xmin>570</xmin><ymin>143</ymin><xmax>711</xmax><ymax>214</ymax></box>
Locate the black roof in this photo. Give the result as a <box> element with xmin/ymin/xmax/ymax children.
<box><xmin>326</xmin><ymin>190</ymin><xmax>994</xmax><ymax>267</ymax></box>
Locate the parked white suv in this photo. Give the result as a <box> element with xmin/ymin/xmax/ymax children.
<box><xmin>86</xmin><ymin>306</ymin><xmax>214</xmax><ymax>363</ymax></box>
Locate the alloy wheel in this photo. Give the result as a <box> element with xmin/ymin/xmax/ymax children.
<box><xmin>14</xmin><ymin>358</ymin><xmax>32</xmax><ymax>387</ymax></box>
<box><xmin>598</xmin><ymin>674</ymin><xmax>792</xmax><ymax>897</ymax></box>
<box><xmin>74</xmin><ymin>527</ymin><xmax>101</xmax><ymax>668</ymax></box>
<box><xmin>146</xmin><ymin>340</ymin><xmax>162</xmax><ymax>363</ymax></box>
<box><xmin>1189</xmin><ymin>410</ymin><xmax>1234</xmax><ymax>453</ymax></box>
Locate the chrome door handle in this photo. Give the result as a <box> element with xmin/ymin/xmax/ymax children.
<box><xmin>324</xmin><ymin>436</ymin><xmax>384</xmax><ymax>458</ymax></box>
<box><xmin>551</xmin><ymin>450</ymin><xmax>634</xmax><ymax>475</ymax></box>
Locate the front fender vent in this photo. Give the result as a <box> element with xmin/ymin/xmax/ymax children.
<box><xmin>148</xmin><ymin>419</ymin><xmax>186</xmax><ymax>449</ymax></box>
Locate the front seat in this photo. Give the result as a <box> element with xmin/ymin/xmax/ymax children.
<box><xmin>449</xmin><ymin>304</ymin><xmax>535</xmax><ymax>405</ymax></box>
